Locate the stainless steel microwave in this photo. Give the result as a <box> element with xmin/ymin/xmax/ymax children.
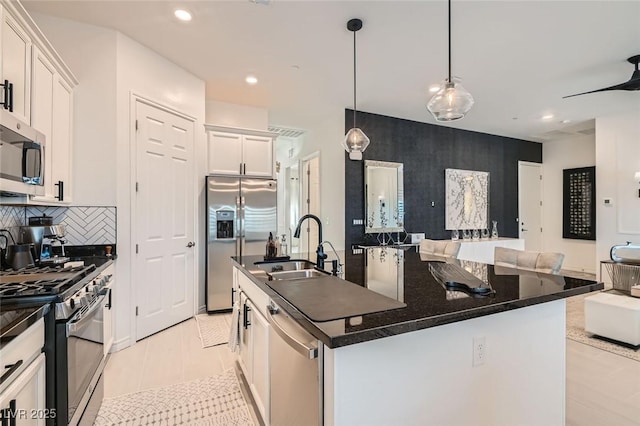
<box><xmin>0</xmin><ymin>110</ymin><xmax>45</xmax><ymax>196</ymax></box>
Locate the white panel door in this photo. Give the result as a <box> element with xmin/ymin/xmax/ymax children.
<box><xmin>1</xmin><ymin>12</ymin><xmax>31</xmax><ymax>124</ymax></box>
<box><xmin>208</xmin><ymin>131</ymin><xmax>242</xmax><ymax>175</ymax></box>
<box><xmin>518</xmin><ymin>162</ymin><xmax>543</xmax><ymax>251</ymax></box>
<box><xmin>300</xmin><ymin>155</ymin><xmax>321</xmax><ymax>254</ymax></box>
<box><xmin>243</xmin><ymin>135</ymin><xmax>273</xmax><ymax>177</ymax></box>
<box><xmin>135</xmin><ymin>100</ymin><xmax>195</xmax><ymax>341</ymax></box>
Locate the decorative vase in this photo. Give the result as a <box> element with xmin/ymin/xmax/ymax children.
<box><xmin>472</xmin><ymin>229</ymin><xmax>480</xmax><ymax>240</ymax></box>
<box><xmin>451</xmin><ymin>230</ymin><xmax>459</xmax><ymax>241</ymax></box>
<box><xmin>491</xmin><ymin>220</ymin><xmax>499</xmax><ymax>238</ymax></box>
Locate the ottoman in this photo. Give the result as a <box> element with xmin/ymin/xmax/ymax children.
<box><xmin>584</xmin><ymin>292</ymin><xmax>640</xmax><ymax>346</ymax></box>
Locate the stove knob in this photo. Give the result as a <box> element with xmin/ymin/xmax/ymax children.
<box><xmin>68</xmin><ymin>298</ymin><xmax>75</xmax><ymax>309</ymax></box>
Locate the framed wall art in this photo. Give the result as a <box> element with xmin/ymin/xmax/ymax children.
<box><xmin>445</xmin><ymin>169</ymin><xmax>489</xmax><ymax>230</ymax></box>
<box><xmin>562</xmin><ymin>166</ymin><xmax>596</xmax><ymax>240</ymax></box>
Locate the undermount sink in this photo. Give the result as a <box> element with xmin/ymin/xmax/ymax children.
<box><xmin>267</xmin><ymin>269</ymin><xmax>328</xmax><ymax>280</ymax></box>
<box><xmin>255</xmin><ymin>260</ymin><xmax>316</xmax><ymax>273</ymax></box>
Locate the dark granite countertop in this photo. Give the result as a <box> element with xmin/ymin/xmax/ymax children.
<box><xmin>0</xmin><ymin>302</ymin><xmax>49</xmax><ymax>350</ymax></box>
<box><xmin>232</xmin><ymin>247</ymin><xmax>603</xmax><ymax>349</ymax></box>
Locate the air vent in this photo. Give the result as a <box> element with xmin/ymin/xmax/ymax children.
<box><xmin>538</xmin><ymin>130</ymin><xmax>575</xmax><ymax>140</ymax></box>
<box><xmin>268</xmin><ymin>126</ymin><xmax>305</xmax><ymax>138</ymax></box>
<box><xmin>577</xmin><ymin>128</ymin><xmax>595</xmax><ymax>135</ymax></box>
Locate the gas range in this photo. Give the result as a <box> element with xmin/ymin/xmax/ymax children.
<box><xmin>0</xmin><ymin>259</ymin><xmax>114</xmax><ymax>426</ymax></box>
<box><xmin>0</xmin><ymin>264</ymin><xmax>104</xmax><ymax>319</ymax></box>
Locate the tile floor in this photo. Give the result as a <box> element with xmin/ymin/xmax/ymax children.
<box><xmin>104</xmin><ymin>312</ymin><xmax>640</xmax><ymax>425</ymax></box>
<box><xmin>103</xmin><ymin>317</ymin><xmax>235</xmax><ymax>398</ymax></box>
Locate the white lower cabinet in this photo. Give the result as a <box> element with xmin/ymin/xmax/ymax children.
<box><xmin>248</xmin><ymin>299</ymin><xmax>269</xmax><ymax>423</ymax></box>
<box><xmin>238</xmin><ymin>292</ymin><xmax>251</xmax><ymax>380</ymax></box>
<box><xmin>0</xmin><ymin>353</ymin><xmax>46</xmax><ymax>426</ymax></box>
<box><xmin>235</xmin><ymin>267</ymin><xmax>270</xmax><ymax>425</ymax></box>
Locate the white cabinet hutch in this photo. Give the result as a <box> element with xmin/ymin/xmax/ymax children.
<box><xmin>205</xmin><ymin>124</ymin><xmax>278</xmax><ymax>178</ymax></box>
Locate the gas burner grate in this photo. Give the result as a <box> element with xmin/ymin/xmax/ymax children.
<box><xmin>0</xmin><ymin>264</ymin><xmax>96</xmax><ymax>301</ymax></box>
<box><xmin>0</xmin><ymin>265</ymin><xmax>87</xmax><ymax>276</ymax></box>
<box><xmin>0</xmin><ymin>279</ymin><xmax>70</xmax><ymax>297</ymax></box>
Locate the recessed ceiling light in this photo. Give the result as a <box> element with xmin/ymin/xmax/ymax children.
<box><xmin>245</xmin><ymin>75</ymin><xmax>258</xmax><ymax>85</ymax></box>
<box><xmin>542</xmin><ymin>114</ymin><xmax>554</xmax><ymax>120</ymax></box>
<box><xmin>561</xmin><ymin>119</ymin><xmax>571</xmax><ymax>124</ymax></box>
<box><xmin>174</xmin><ymin>9</ymin><xmax>192</xmax><ymax>22</ymax></box>
<box><xmin>428</xmin><ymin>84</ymin><xmax>440</xmax><ymax>93</ymax></box>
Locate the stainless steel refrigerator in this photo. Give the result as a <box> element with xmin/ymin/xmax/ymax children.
<box><xmin>206</xmin><ymin>175</ymin><xmax>277</xmax><ymax>312</ymax></box>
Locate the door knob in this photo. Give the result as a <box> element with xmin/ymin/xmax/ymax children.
<box><xmin>186</xmin><ymin>241</ymin><xmax>195</xmax><ymax>248</ymax></box>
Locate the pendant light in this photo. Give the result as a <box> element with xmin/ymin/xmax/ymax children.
<box><xmin>342</xmin><ymin>18</ymin><xmax>370</xmax><ymax>161</ymax></box>
<box><xmin>427</xmin><ymin>0</ymin><xmax>474</xmax><ymax>121</ymax></box>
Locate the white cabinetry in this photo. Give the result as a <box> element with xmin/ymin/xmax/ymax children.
<box><xmin>0</xmin><ymin>0</ymin><xmax>77</xmax><ymax>204</ymax></box>
<box><xmin>0</xmin><ymin>354</ymin><xmax>46</xmax><ymax>426</ymax></box>
<box><xmin>205</xmin><ymin>125</ymin><xmax>277</xmax><ymax>178</ymax></box>
<box><xmin>0</xmin><ymin>6</ymin><xmax>31</xmax><ymax>124</ymax></box>
<box><xmin>235</xmin><ymin>267</ymin><xmax>270</xmax><ymax>424</ymax></box>
<box><xmin>0</xmin><ymin>317</ymin><xmax>46</xmax><ymax>425</ymax></box>
<box><xmin>103</xmin><ymin>264</ymin><xmax>115</xmax><ymax>355</ymax></box>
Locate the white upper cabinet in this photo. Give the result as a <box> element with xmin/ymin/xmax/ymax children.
<box><xmin>50</xmin><ymin>75</ymin><xmax>73</xmax><ymax>202</ymax></box>
<box><xmin>0</xmin><ymin>6</ymin><xmax>32</xmax><ymax>124</ymax></box>
<box><xmin>1</xmin><ymin>1</ymin><xmax>78</xmax><ymax>203</ymax></box>
<box><xmin>205</xmin><ymin>125</ymin><xmax>277</xmax><ymax>178</ymax></box>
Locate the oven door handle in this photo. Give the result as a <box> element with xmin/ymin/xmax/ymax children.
<box><xmin>66</xmin><ymin>295</ymin><xmax>106</xmax><ymax>337</ymax></box>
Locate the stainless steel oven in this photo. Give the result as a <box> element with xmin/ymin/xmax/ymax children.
<box><xmin>64</xmin><ymin>291</ymin><xmax>106</xmax><ymax>424</ymax></box>
<box><xmin>0</xmin><ymin>260</ymin><xmax>114</xmax><ymax>426</ymax></box>
<box><xmin>55</xmin><ymin>268</ymin><xmax>112</xmax><ymax>426</ymax></box>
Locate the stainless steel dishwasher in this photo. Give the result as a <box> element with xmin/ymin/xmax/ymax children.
<box><xmin>267</xmin><ymin>300</ymin><xmax>323</xmax><ymax>426</ymax></box>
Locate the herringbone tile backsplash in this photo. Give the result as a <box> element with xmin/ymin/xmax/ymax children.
<box><xmin>0</xmin><ymin>206</ymin><xmax>116</xmax><ymax>245</ymax></box>
<box><xmin>0</xmin><ymin>206</ymin><xmax>24</xmax><ymax>241</ymax></box>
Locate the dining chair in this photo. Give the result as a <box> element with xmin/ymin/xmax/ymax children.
<box><xmin>494</xmin><ymin>247</ymin><xmax>564</xmax><ymax>274</ymax></box>
<box><xmin>419</xmin><ymin>239</ymin><xmax>461</xmax><ymax>259</ymax></box>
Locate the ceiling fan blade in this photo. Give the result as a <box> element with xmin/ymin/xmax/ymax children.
<box><xmin>562</xmin><ymin>80</ymin><xmax>638</xmax><ymax>99</ymax></box>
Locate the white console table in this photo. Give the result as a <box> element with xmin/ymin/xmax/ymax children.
<box><xmin>457</xmin><ymin>238</ymin><xmax>525</xmax><ymax>264</ymax></box>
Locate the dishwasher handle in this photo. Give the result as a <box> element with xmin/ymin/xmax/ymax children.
<box><xmin>267</xmin><ymin>304</ymin><xmax>318</xmax><ymax>359</ymax></box>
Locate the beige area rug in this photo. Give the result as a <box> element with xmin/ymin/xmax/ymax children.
<box><xmin>195</xmin><ymin>313</ymin><xmax>232</xmax><ymax>348</ymax></box>
<box><xmin>566</xmin><ymin>293</ymin><xmax>640</xmax><ymax>362</ymax></box>
<box><xmin>95</xmin><ymin>368</ymin><xmax>254</xmax><ymax>426</ymax></box>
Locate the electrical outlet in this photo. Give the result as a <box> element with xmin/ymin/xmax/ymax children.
<box><xmin>472</xmin><ymin>336</ymin><xmax>486</xmax><ymax>366</ymax></box>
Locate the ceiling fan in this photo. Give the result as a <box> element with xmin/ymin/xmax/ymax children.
<box><xmin>563</xmin><ymin>54</ymin><xmax>640</xmax><ymax>98</ymax></box>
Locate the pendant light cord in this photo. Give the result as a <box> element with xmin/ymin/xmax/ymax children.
<box><xmin>353</xmin><ymin>27</ymin><xmax>357</xmax><ymax>129</ymax></box>
<box><xmin>448</xmin><ymin>0</ymin><xmax>452</xmax><ymax>83</ymax></box>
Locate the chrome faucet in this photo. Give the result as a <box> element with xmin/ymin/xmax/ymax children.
<box><xmin>293</xmin><ymin>214</ymin><xmax>326</xmax><ymax>269</ymax></box>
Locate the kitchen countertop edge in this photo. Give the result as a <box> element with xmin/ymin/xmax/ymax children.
<box><xmin>231</xmin><ymin>257</ymin><xmax>604</xmax><ymax>349</ymax></box>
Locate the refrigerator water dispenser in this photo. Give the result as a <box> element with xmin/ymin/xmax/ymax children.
<box><xmin>216</xmin><ymin>210</ymin><xmax>235</xmax><ymax>239</ymax></box>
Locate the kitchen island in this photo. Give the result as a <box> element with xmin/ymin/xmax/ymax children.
<box><xmin>232</xmin><ymin>247</ymin><xmax>602</xmax><ymax>426</ymax></box>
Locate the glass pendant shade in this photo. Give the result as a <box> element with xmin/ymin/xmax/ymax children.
<box><xmin>343</xmin><ymin>127</ymin><xmax>370</xmax><ymax>160</ymax></box>
<box><xmin>427</xmin><ymin>79</ymin><xmax>474</xmax><ymax>122</ymax></box>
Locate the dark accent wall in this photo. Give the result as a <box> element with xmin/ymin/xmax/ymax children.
<box><xmin>344</xmin><ymin>110</ymin><xmax>542</xmax><ymax>248</ymax></box>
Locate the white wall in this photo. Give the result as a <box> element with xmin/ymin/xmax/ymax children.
<box><xmin>31</xmin><ymin>14</ymin><xmax>206</xmax><ymax>350</ymax></box>
<box><xmin>205</xmin><ymin>100</ymin><xmax>268</xmax><ymax>130</ymax></box>
<box><xmin>542</xmin><ymin>134</ymin><xmax>596</xmax><ymax>273</ymax></box>
<box><xmin>271</xmin><ymin>108</ymin><xmax>346</xmax><ymax>250</ymax></box>
<box><xmin>113</xmin><ymin>33</ymin><xmax>205</xmax><ymax>347</ymax></box>
<box><xmin>596</xmin><ymin>109</ymin><xmax>640</xmax><ymax>281</ymax></box>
